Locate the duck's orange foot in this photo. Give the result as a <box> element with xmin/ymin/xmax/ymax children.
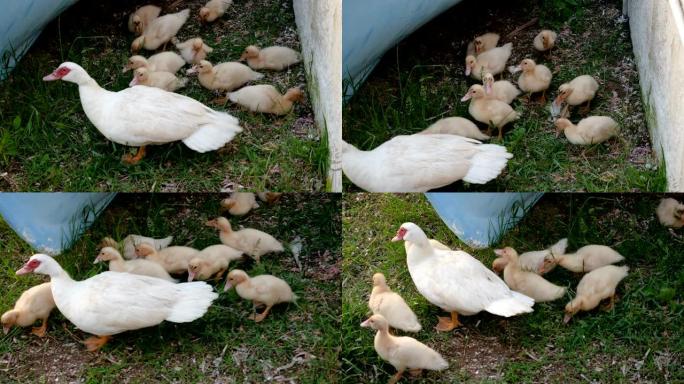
<box><xmin>435</xmin><ymin>311</ymin><xmax>462</xmax><ymax>332</ymax></box>
<box><xmin>83</xmin><ymin>335</ymin><xmax>111</xmax><ymax>352</ymax></box>
<box><xmin>121</xmin><ymin>146</ymin><xmax>146</xmax><ymax>165</ymax></box>
<box><xmin>31</xmin><ymin>325</ymin><xmax>47</xmax><ymax>338</ymax></box>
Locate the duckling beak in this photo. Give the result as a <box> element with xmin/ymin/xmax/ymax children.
<box><xmin>223</xmin><ymin>281</ymin><xmax>232</xmax><ymax>292</ymax></box>
<box><xmin>93</xmin><ymin>257</ymin><xmax>101</xmax><ymax>264</ymax></box>
<box><xmin>493</xmin><ymin>249</ymin><xmax>504</xmax><ymax>257</ymax></box>
<box><xmin>563</xmin><ymin>313</ymin><xmax>572</xmax><ymax>324</ymax></box>
<box><xmin>186</xmin><ymin>66</ymin><xmax>199</xmax><ymax>75</ymax></box>
<box><xmin>122</xmin><ymin>65</ymin><xmax>131</xmax><ymax>73</ymax></box>
<box><xmin>484</xmin><ymin>83</ymin><xmax>493</xmax><ymax>94</ymax></box>
<box><xmin>360</xmin><ymin>319</ymin><xmax>371</xmax><ymax>328</ymax></box>
<box><xmin>460</xmin><ymin>93</ymin><xmax>472</xmax><ymax>102</ymax></box>
<box><xmin>465</xmin><ymin>66</ymin><xmax>471</xmax><ymax>76</ymax></box>
<box><xmin>129</xmin><ymin>76</ymin><xmax>139</xmax><ymax>87</ymax></box>
<box><xmin>188</xmin><ymin>271</ymin><xmax>196</xmax><ymax>282</ymax></box>
<box><xmin>2</xmin><ymin>324</ymin><xmax>9</xmax><ymax>334</ymax></box>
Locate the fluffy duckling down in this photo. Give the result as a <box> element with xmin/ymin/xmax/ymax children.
<box><xmin>461</xmin><ymin>84</ymin><xmax>521</xmax><ymax>139</ymax></box>
<box><xmin>121</xmin><ymin>234</ymin><xmax>173</xmax><ymax>260</ymax></box>
<box><xmin>227</xmin><ymin>85</ymin><xmax>304</xmax><ymax>115</ymax></box>
<box><xmin>206</xmin><ymin>217</ymin><xmax>284</xmax><ymax>262</ymax></box>
<box><xmin>257</xmin><ymin>192</ymin><xmax>283</xmax><ymax>204</ymax></box>
<box><xmin>123</xmin><ymin>52</ymin><xmax>186</xmax><ymax>74</ymax></box>
<box><xmin>564</xmin><ymin>265</ymin><xmax>629</xmax><ymax>323</ymax></box>
<box><xmin>96</xmin><ymin>247</ymin><xmax>177</xmax><ymax>282</ymax></box>
<box><xmin>131</xmin><ymin>9</ymin><xmax>190</xmax><ymax>52</ymax></box>
<box><xmin>224</xmin><ymin>269</ymin><xmax>296</xmax><ymax>322</ymax></box>
<box><xmin>175</xmin><ymin>37</ymin><xmax>214</xmax><ymax>64</ymax></box>
<box><xmin>555</xmin><ymin>116</ymin><xmax>619</xmax><ymax>145</ymax></box>
<box><xmin>482</xmin><ymin>72</ymin><xmax>520</xmax><ymax>105</ymax></box>
<box><xmin>199</xmin><ymin>0</ymin><xmax>233</xmax><ymax>23</ymax></box>
<box><xmin>492</xmin><ymin>238</ymin><xmax>568</xmax><ymax>274</ymax></box>
<box><xmin>551</xmin><ymin>75</ymin><xmax>599</xmax><ymax>117</ymax></box>
<box><xmin>135</xmin><ymin>243</ymin><xmax>200</xmax><ymax>274</ymax></box>
<box><xmin>220</xmin><ymin>192</ymin><xmax>259</xmax><ymax>216</ymax></box>
<box><xmin>128</xmin><ymin>5</ymin><xmax>161</xmax><ymax>35</ymax></box>
<box><xmin>466</xmin><ymin>32</ymin><xmax>500</xmax><ymax>56</ymax></box>
<box><xmin>656</xmin><ymin>198</ymin><xmax>684</xmax><ymax>228</ymax></box>
<box><xmin>417</xmin><ymin>117</ymin><xmax>490</xmax><ymax>140</ymax></box>
<box><xmin>130</xmin><ymin>67</ymin><xmax>187</xmax><ymax>92</ymax></box>
<box><xmin>187</xmin><ymin>244</ymin><xmax>243</xmax><ymax>282</ymax></box>
<box><xmin>361</xmin><ymin>314</ymin><xmax>448</xmax><ymax>383</ymax></box>
<box><xmin>187</xmin><ymin>60</ymin><xmax>263</xmax><ymax>91</ymax></box>
<box><xmin>368</xmin><ymin>273</ymin><xmax>421</xmax><ymax>332</ymax></box>
<box><xmin>239</xmin><ymin>45</ymin><xmax>301</xmax><ymax>71</ymax></box>
<box><xmin>1</xmin><ymin>282</ymin><xmax>55</xmax><ymax>337</ymax></box>
<box><xmin>541</xmin><ymin>243</ymin><xmax>624</xmax><ymax>274</ymax></box>
<box><xmin>495</xmin><ymin>247</ymin><xmax>566</xmax><ymax>302</ymax></box>
<box><xmin>465</xmin><ymin>42</ymin><xmax>513</xmax><ymax>80</ymax></box>
<box><xmin>511</xmin><ymin>59</ymin><xmax>552</xmax><ymax>102</ymax></box>
<box><xmin>534</xmin><ymin>30</ymin><xmax>557</xmax><ymax>51</ymax></box>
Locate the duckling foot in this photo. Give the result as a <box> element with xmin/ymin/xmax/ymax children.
<box><xmin>601</xmin><ymin>294</ymin><xmax>616</xmax><ymax>311</ymax></box>
<box><xmin>121</xmin><ymin>146</ymin><xmax>146</xmax><ymax>165</ymax></box>
<box><xmin>249</xmin><ymin>304</ymin><xmax>272</xmax><ymax>322</ymax></box>
<box><xmin>580</xmin><ymin>102</ymin><xmax>591</xmax><ymax>115</ymax></box>
<box><xmin>31</xmin><ymin>320</ymin><xmax>47</xmax><ymax>338</ymax></box>
<box><xmin>83</xmin><ymin>335</ymin><xmax>111</xmax><ymax>352</ymax></box>
<box><xmin>388</xmin><ymin>369</ymin><xmax>405</xmax><ymax>384</ymax></box>
<box><xmin>211</xmin><ymin>96</ymin><xmax>228</xmax><ymax>105</ymax></box>
<box><xmin>408</xmin><ymin>368</ymin><xmax>423</xmax><ymax>377</ymax></box>
<box><xmin>435</xmin><ymin>311</ymin><xmax>461</xmax><ymax>332</ymax></box>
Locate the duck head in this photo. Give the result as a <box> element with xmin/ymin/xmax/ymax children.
<box><xmin>239</xmin><ymin>45</ymin><xmax>260</xmax><ymax>61</ymax></box>
<box><xmin>199</xmin><ymin>7</ymin><xmax>211</xmax><ymax>23</ymax></box>
<box><xmin>360</xmin><ymin>314</ymin><xmax>389</xmax><ymax>332</ymax></box>
<box><xmin>186</xmin><ymin>60</ymin><xmax>212</xmax><ymax>75</ymax></box>
<box><xmin>16</xmin><ymin>254</ymin><xmax>58</xmax><ymax>276</ymax></box>
<box><xmin>563</xmin><ymin>297</ymin><xmax>583</xmax><ymax>323</ymax></box>
<box><xmin>553</xmin><ymin>84</ymin><xmax>573</xmax><ymax>108</ymax></box>
<box><xmin>494</xmin><ymin>246</ymin><xmax>518</xmax><ymax>261</ymax></box>
<box><xmin>224</xmin><ymin>269</ymin><xmax>248</xmax><ymax>291</ymax></box>
<box><xmin>43</xmin><ymin>62</ymin><xmax>90</xmax><ymax>85</ymax></box>
<box><xmin>130</xmin><ymin>67</ymin><xmax>149</xmax><ymax>87</ymax></box>
<box><xmin>135</xmin><ymin>243</ymin><xmax>156</xmax><ymax>258</ymax></box>
<box><xmin>460</xmin><ymin>84</ymin><xmax>486</xmax><ymax>102</ymax></box>
<box><xmin>95</xmin><ymin>247</ymin><xmax>120</xmax><ymax>264</ymax></box>
<box><xmin>187</xmin><ymin>258</ymin><xmax>204</xmax><ymax>282</ymax></box>
<box><xmin>464</xmin><ymin>55</ymin><xmax>477</xmax><ymax>76</ymax></box>
<box><xmin>539</xmin><ymin>253</ymin><xmax>559</xmax><ymax>274</ymax></box>
<box><xmin>284</xmin><ymin>87</ymin><xmax>305</xmax><ymax>102</ymax></box>
<box><xmin>1</xmin><ymin>310</ymin><xmax>18</xmax><ymax>334</ymax></box>
<box><xmin>123</xmin><ymin>55</ymin><xmax>147</xmax><ymax>73</ymax></box>
<box><xmin>482</xmin><ymin>73</ymin><xmax>495</xmax><ymax>94</ymax></box>
<box><xmin>554</xmin><ymin>118</ymin><xmax>572</xmax><ymax>138</ymax></box>
<box><xmin>391</xmin><ymin>222</ymin><xmax>427</xmax><ymax>244</ymax></box>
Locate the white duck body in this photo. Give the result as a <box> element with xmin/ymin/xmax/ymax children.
<box><xmin>45</xmin><ymin>62</ymin><xmax>241</xmax><ymax>152</ymax></box>
<box><xmin>341</xmin><ymin>136</ymin><xmax>512</xmax><ymax>192</ymax></box>
<box><xmin>417</xmin><ymin>117</ymin><xmax>490</xmax><ymax>140</ymax></box>
<box><xmin>397</xmin><ymin>223</ymin><xmax>534</xmax><ymax>317</ymax></box>
<box><xmin>19</xmin><ymin>255</ymin><xmax>217</xmax><ymax>337</ymax></box>
<box><xmin>368</xmin><ymin>273</ymin><xmax>421</xmax><ymax>332</ymax></box>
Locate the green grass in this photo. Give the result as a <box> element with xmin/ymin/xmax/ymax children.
<box><xmin>0</xmin><ymin>0</ymin><xmax>327</xmax><ymax>191</ymax></box>
<box><xmin>343</xmin><ymin>0</ymin><xmax>666</xmax><ymax>192</ymax></box>
<box><xmin>0</xmin><ymin>193</ymin><xmax>341</xmax><ymax>382</ymax></box>
<box><xmin>342</xmin><ymin>193</ymin><xmax>683</xmax><ymax>383</ymax></box>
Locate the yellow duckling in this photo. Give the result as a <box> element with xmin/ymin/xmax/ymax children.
<box><xmin>220</xmin><ymin>192</ymin><xmax>259</xmax><ymax>216</ymax></box>
<box><xmin>552</xmin><ymin>75</ymin><xmax>599</xmax><ymax>117</ymax></box>
<box><xmin>187</xmin><ymin>60</ymin><xmax>264</xmax><ymax>91</ymax></box>
<box><xmin>239</xmin><ymin>45</ymin><xmax>301</xmax><ymax>71</ymax></box>
<box><xmin>257</xmin><ymin>192</ymin><xmax>283</xmax><ymax>204</ymax></box>
<box><xmin>554</xmin><ymin>116</ymin><xmax>619</xmax><ymax>145</ymax></box>
<box><xmin>564</xmin><ymin>265</ymin><xmax>628</xmax><ymax>323</ymax></box>
<box><xmin>199</xmin><ymin>0</ymin><xmax>233</xmax><ymax>23</ymax></box>
<box><xmin>129</xmin><ymin>67</ymin><xmax>187</xmax><ymax>92</ymax></box>
<box><xmin>368</xmin><ymin>273</ymin><xmax>421</xmax><ymax>332</ymax></box>
<box><xmin>656</xmin><ymin>198</ymin><xmax>684</xmax><ymax>228</ymax></box>
<box><xmin>541</xmin><ymin>243</ymin><xmax>624</xmax><ymax>273</ymax></box>
<box><xmin>206</xmin><ymin>217</ymin><xmax>284</xmax><ymax>262</ymax></box>
<box><xmin>95</xmin><ymin>247</ymin><xmax>177</xmax><ymax>282</ymax></box>
<box><xmin>512</xmin><ymin>59</ymin><xmax>552</xmax><ymax>103</ymax></box>
<box><xmin>361</xmin><ymin>314</ymin><xmax>448</xmax><ymax>383</ymax></box>
<box><xmin>461</xmin><ymin>84</ymin><xmax>521</xmax><ymax>139</ymax></box>
<box><xmin>187</xmin><ymin>244</ymin><xmax>243</xmax><ymax>282</ymax></box>
<box><xmin>135</xmin><ymin>243</ymin><xmax>199</xmax><ymax>274</ymax></box>
<box><xmin>224</xmin><ymin>269</ymin><xmax>296</xmax><ymax>322</ymax></box>
<box><xmin>495</xmin><ymin>247</ymin><xmax>566</xmax><ymax>302</ymax></box>
<box><xmin>482</xmin><ymin>72</ymin><xmax>521</xmax><ymax>105</ymax></box>
<box><xmin>465</xmin><ymin>43</ymin><xmax>513</xmax><ymax>80</ymax></box>
<box><xmin>127</xmin><ymin>5</ymin><xmax>161</xmax><ymax>35</ymax></box>
<box><xmin>123</xmin><ymin>52</ymin><xmax>186</xmax><ymax>74</ymax></box>
<box><xmin>533</xmin><ymin>30</ymin><xmax>557</xmax><ymax>51</ymax></box>
<box><xmin>227</xmin><ymin>85</ymin><xmax>304</xmax><ymax>115</ymax></box>
<box><xmin>417</xmin><ymin>117</ymin><xmax>490</xmax><ymax>140</ymax></box>
<box><xmin>1</xmin><ymin>282</ymin><xmax>55</xmax><ymax>337</ymax></box>
<box><xmin>131</xmin><ymin>9</ymin><xmax>190</xmax><ymax>52</ymax></box>
<box><xmin>175</xmin><ymin>37</ymin><xmax>214</xmax><ymax>64</ymax></box>
<box><xmin>466</xmin><ymin>32</ymin><xmax>500</xmax><ymax>56</ymax></box>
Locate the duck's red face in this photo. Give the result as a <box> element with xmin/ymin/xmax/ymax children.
<box><xmin>43</xmin><ymin>66</ymin><xmax>71</xmax><ymax>81</ymax></box>
<box><xmin>391</xmin><ymin>227</ymin><xmax>407</xmax><ymax>242</ymax></box>
<box><xmin>16</xmin><ymin>258</ymin><xmax>40</xmax><ymax>275</ymax></box>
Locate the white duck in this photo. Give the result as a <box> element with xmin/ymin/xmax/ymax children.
<box><xmin>393</xmin><ymin>223</ymin><xmax>534</xmax><ymax>331</ymax></box>
<box><xmin>15</xmin><ymin>254</ymin><xmax>217</xmax><ymax>352</ymax></box>
<box><xmin>341</xmin><ymin>136</ymin><xmax>512</xmax><ymax>192</ymax></box>
<box><xmin>43</xmin><ymin>62</ymin><xmax>242</xmax><ymax>164</ymax></box>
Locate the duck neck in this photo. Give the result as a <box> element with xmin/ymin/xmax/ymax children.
<box><xmin>371</xmin><ymin>284</ymin><xmax>389</xmax><ymax>295</ymax></box>
<box><xmin>107</xmin><ymin>257</ymin><xmax>125</xmax><ymax>271</ymax></box>
<box><xmin>375</xmin><ymin>325</ymin><xmax>395</xmax><ymax>347</ymax></box>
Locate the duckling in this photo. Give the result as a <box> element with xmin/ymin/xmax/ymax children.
<box><xmin>466</xmin><ymin>32</ymin><xmax>500</xmax><ymax>56</ymax></box>
<box><xmin>220</xmin><ymin>192</ymin><xmax>259</xmax><ymax>216</ymax></box>
<box><xmin>656</xmin><ymin>198</ymin><xmax>684</xmax><ymax>228</ymax></box>
<box><xmin>199</xmin><ymin>0</ymin><xmax>233</xmax><ymax>23</ymax></box>
<box><xmin>206</xmin><ymin>217</ymin><xmax>284</xmax><ymax>262</ymax></box>
<box><xmin>131</xmin><ymin>9</ymin><xmax>190</xmax><ymax>52</ymax></box>
<box><xmin>257</xmin><ymin>192</ymin><xmax>283</xmax><ymax>204</ymax></box>
<box><xmin>465</xmin><ymin>42</ymin><xmax>513</xmax><ymax>80</ymax></box>
<box><xmin>533</xmin><ymin>30</ymin><xmax>557</xmax><ymax>52</ymax></box>
<box><xmin>239</xmin><ymin>45</ymin><xmax>301</xmax><ymax>71</ymax></box>
<box><xmin>541</xmin><ymin>243</ymin><xmax>624</xmax><ymax>273</ymax></box>
<box><xmin>130</xmin><ymin>67</ymin><xmax>187</xmax><ymax>92</ymax></box>
<box><xmin>224</xmin><ymin>269</ymin><xmax>296</xmax><ymax>322</ymax></box>
<box><xmin>461</xmin><ymin>84</ymin><xmax>521</xmax><ymax>139</ymax></box>
<box><xmin>492</xmin><ymin>238</ymin><xmax>568</xmax><ymax>274</ymax></box>
<box><xmin>187</xmin><ymin>244</ymin><xmax>243</xmax><ymax>282</ymax></box>
<box><xmin>123</xmin><ymin>52</ymin><xmax>186</xmax><ymax>74</ymax></box>
<box><xmin>121</xmin><ymin>234</ymin><xmax>173</xmax><ymax>260</ymax></box>
<box><xmin>417</xmin><ymin>117</ymin><xmax>490</xmax><ymax>140</ymax></box>
<box><xmin>564</xmin><ymin>265</ymin><xmax>629</xmax><ymax>323</ymax></box>
<box><xmin>494</xmin><ymin>247</ymin><xmax>566</xmax><ymax>302</ymax></box>
<box><xmin>187</xmin><ymin>60</ymin><xmax>264</xmax><ymax>91</ymax></box>
<box><xmin>128</xmin><ymin>5</ymin><xmax>161</xmax><ymax>35</ymax></box>
<box><xmin>552</xmin><ymin>75</ymin><xmax>599</xmax><ymax>117</ymax></box>
<box><xmin>361</xmin><ymin>314</ymin><xmax>448</xmax><ymax>384</ymax></box>
<box><xmin>554</xmin><ymin>116</ymin><xmax>619</xmax><ymax>145</ymax></box>
<box><xmin>135</xmin><ymin>243</ymin><xmax>199</xmax><ymax>274</ymax></box>
<box><xmin>1</xmin><ymin>283</ymin><xmax>55</xmax><ymax>337</ymax></box>
<box><xmin>511</xmin><ymin>59</ymin><xmax>552</xmax><ymax>103</ymax></box>
<box><xmin>482</xmin><ymin>72</ymin><xmax>520</xmax><ymax>105</ymax></box>
<box><xmin>175</xmin><ymin>37</ymin><xmax>214</xmax><ymax>64</ymax></box>
<box><xmin>368</xmin><ymin>273</ymin><xmax>421</xmax><ymax>332</ymax></box>
<box><xmin>95</xmin><ymin>247</ymin><xmax>177</xmax><ymax>282</ymax></box>
<box><xmin>227</xmin><ymin>85</ymin><xmax>304</xmax><ymax>115</ymax></box>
